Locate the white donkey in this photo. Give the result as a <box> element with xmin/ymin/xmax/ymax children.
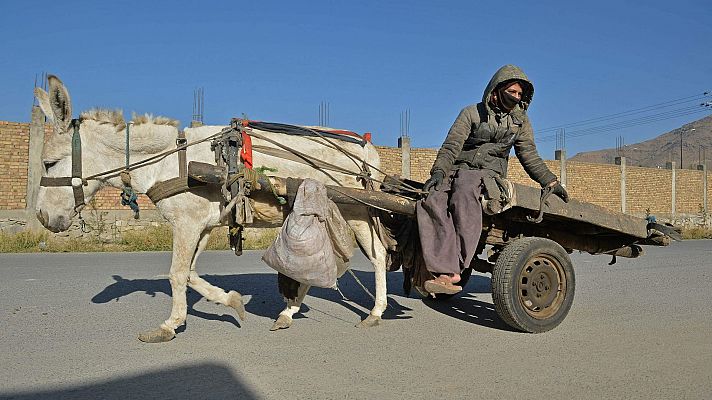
<box><xmin>34</xmin><ymin>76</ymin><xmax>388</xmax><ymax>342</ymax></box>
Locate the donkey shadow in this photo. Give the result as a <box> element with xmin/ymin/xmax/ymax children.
<box><xmin>91</xmin><ymin>270</ymin><xmax>412</xmax><ymax>327</ymax></box>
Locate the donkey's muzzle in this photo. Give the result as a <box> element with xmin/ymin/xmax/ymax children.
<box><xmin>36</xmin><ymin>209</ymin><xmax>71</xmax><ymax>233</ymax></box>
<box><xmin>36</xmin><ymin>209</ymin><xmax>48</xmax><ymax>227</ymax></box>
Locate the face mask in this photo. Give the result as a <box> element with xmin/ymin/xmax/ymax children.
<box><xmin>498</xmin><ymin>88</ymin><xmax>520</xmax><ymax>111</ymax></box>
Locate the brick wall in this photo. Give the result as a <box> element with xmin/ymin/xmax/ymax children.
<box><xmin>402</xmin><ymin>148</ymin><xmax>706</xmax><ymax>216</ymax></box>
<box><xmin>566</xmin><ymin>161</ymin><xmax>622</xmax><ymax>211</ymax></box>
<box><xmin>1</xmin><ymin>119</ymin><xmax>709</xmax><ymax>221</ymax></box>
<box><xmin>92</xmin><ymin>187</ymin><xmax>155</xmax><ymax>210</ymax></box>
<box><xmin>0</xmin><ymin>122</ymin><xmax>31</xmax><ymax>209</ymax></box>
<box><xmin>374</xmin><ymin>146</ymin><xmax>401</xmax><ymax>178</ymax></box>
<box><xmin>676</xmin><ymin>169</ymin><xmax>704</xmax><ymax>214</ymax></box>
<box><xmin>409</xmin><ymin>148</ymin><xmax>438</xmax><ymax>182</ymax></box>
<box><xmin>627</xmin><ymin>166</ymin><xmax>673</xmax><ymax>216</ymax></box>
<box><xmin>708</xmin><ymin>172</ymin><xmax>712</xmax><ymax>216</ymax></box>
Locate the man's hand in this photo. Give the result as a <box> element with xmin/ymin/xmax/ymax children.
<box><xmin>423</xmin><ymin>170</ymin><xmax>445</xmax><ymax>193</ymax></box>
<box><xmin>548</xmin><ymin>180</ymin><xmax>569</xmax><ymax>203</ymax></box>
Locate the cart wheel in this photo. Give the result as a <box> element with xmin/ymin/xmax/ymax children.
<box><xmin>491</xmin><ymin>237</ymin><xmax>575</xmax><ymax>333</ymax></box>
<box><xmin>429</xmin><ymin>267</ymin><xmax>473</xmax><ymax>300</ymax></box>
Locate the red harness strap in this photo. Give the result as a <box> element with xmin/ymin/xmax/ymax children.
<box><xmin>241</xmin><ymin>131</ymin><xmax>253</xmax><ymax>169</ymax></box>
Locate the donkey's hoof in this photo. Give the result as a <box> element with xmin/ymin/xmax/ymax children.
<box><xmin>270</xmin><ymin>314</ymin><xmax>292</xmax><ymax>331</ymax></box>
<box><xmin>138</xmin><ymin>327</ymin><xmax>175</xmax><ymax>343</ymax></box>
<box><xmin>227</xmin><ymin>291</ymin><xmax>246</xmax><ymax>321</ymax></box>
<box><xmin>356</xmin><ymin>314</ymin><xmax>382</xmax><ymax>328</ymax></box>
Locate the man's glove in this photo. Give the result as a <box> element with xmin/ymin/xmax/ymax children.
<box><xmin>549</xmin><ymin>181</ymin><xmax>569</xmax><ymax>203</ymax></box>
<box><xmin>423</xmin><ymin>170</ymin><xmax>445</xmax><ymax>193</ymax></box>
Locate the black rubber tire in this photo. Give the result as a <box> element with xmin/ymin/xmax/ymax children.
<box><xmin>491</xmin><ymin>237</ymin><xmax>575</xmax><ymax>333</ymax></box>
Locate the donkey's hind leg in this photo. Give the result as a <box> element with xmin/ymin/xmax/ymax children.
<box><xmin>187</xmin><ymin>229</ymin><xmax>246</xmax><ymax>321</ymax></box>
<box><xmin>271</xmin><ymin>282</ymin><xmax>310</xmax><ymax>331</ymax></box>
<box><xmin>138</xmin><ymin>222</ymin><xmax>203</xmax><ymax>343</ymax></box>
<box><xmin>346</xmin><ymin>211</ymin><xmax>388</xmax><ymax>328</ymax></box>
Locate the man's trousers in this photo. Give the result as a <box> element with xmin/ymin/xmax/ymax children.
<box><xmin>416</xmin><ymin>169</ymin><xmax>487</xmax><ymax>275</ymax></box>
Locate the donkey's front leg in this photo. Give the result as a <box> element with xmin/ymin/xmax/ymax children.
<box><xmin>271</xmin><ymin>282</ymin><xmax>310</xmax><ymax>331</ymax></box>
<box><xmin>187</xmin><ymin>229</ymin><xmax>246</xmax><ymax>321</ymax></box>
<box><xmin>138</xmin><ymin>223</ymin><xmax>201</xmax><ymax>343</ymax></box>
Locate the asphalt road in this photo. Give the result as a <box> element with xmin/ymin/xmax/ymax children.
<box><xmin>1</xmin><ymin>241</ymin><xmax>710</xmax><ymax>399</ymax></box>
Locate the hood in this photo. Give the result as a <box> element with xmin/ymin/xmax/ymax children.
<box><xmin>482</xmin><ymin>64</ymin><xmax>534</xmax><ymax>113</ymax></box>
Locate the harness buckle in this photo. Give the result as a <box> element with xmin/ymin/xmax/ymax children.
<box><xmin>176</xmin><ymin>137</ymin><xmax>188</xmax><ymax>147</ymax></box>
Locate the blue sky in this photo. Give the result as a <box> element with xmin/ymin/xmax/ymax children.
<box><xmin>1</xmin><ymin>0</ymin><xmax>710</xmax><ymax>157</ymax></box>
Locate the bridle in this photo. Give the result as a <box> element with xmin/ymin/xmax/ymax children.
<box><xmin>37</xmin><ymin>117</ymin><xmax>216</xmax><ymax>216</ymax></box>
<box><xmin>39</xmin><ymin>118</ymin><xmax>87</xmax><ymax>212</ymax></box>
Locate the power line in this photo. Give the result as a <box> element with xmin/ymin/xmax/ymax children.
<box><xmin>538</xmin><ymin>91</ymin><xmax>710</xmax><ymax>134</ymax></box>
<box><xmin>537</xmin><ymin>104</ymin><xmax>711</xmax><ymax>144</ymax></box>
<box><xmin>538</xmin><ymin>108</ymin><xmax>709</xmax><ymax>143</ymax></box>
<box><xmin>541</xmin><ymin>104</ymin><xmax>703</xmax><ymax>138</ymax></box>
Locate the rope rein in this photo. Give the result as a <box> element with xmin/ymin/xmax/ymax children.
<box><xmin>63</xmin><ymin>122</ymin><xmax>421</xmax><ymax>213</ymax></box>
<box><xmin>247</xmin><ymin>128</ymin><xmax>422</xmax><ymax>196</ymax></box>
<box><xmin>299</xmin><ymin>129</ymin><xmax>422</xmax><ymax>193</ymax></box>
<box><xmin>84</xmin><ymin>129</ymin><xmax>225</xmax><ymax>183</ymax></box>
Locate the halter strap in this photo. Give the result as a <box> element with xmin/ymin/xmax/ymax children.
<box><xmin>39</xmin><ymin>118</ymin><xmax>86</xmax><ymax>211</ymax></box>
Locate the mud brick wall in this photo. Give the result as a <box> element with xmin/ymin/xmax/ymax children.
<box><xmin>565</xmin><ymin>161</ymin><xmax>622</xmax><ymax>211</ymax></box>
<box><xmin>374</xmin><ymin>145</ymin><xmax>437</xmax><ymax>183</ymax></box>
<box><xmin>505</xmin><ymin>159</ymin><xmax>559</xmax><ymax>189</ymax></box>
<box><xmin>92</xmin><ymin>187</ymin><xmax>155</xmax><ymax>210</ymax></box>
<box><xmin>1</xmin><ymin>119</ymin><xmax>710</xmax><ymax>221</ymax></box>
<box><xmin>709</xmin><ymin>173</ymin><xmax>712</xmax><ymax>215</ymax></box>
<box><xmin>676</xmin><ymin>169</ymin><xmax>705</xmax><ymax>214</ymax></box>
<box><xmin>0</xmin><ymin>122</ymin><xmax>31</xmax><ymax>209</ymax></box>
<box><xmin>374</xmin><ymin>146</ymin><xmax>401</xmax><ymax>178</ymax></box>
<box><xmin>626</xmin><ymin>166</ymin><xmax>673</xmax><ymax>216</ymax></box>
<box><xmin>409</xmin><ymin>148</ymin><xmax>438</xmax><ymax>182</ymax></box>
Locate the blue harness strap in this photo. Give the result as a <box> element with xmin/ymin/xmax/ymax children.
<box><xmin>120</xmin><ymin>122</ymin><xmax>140</xmax><ymax>219</ymax></box>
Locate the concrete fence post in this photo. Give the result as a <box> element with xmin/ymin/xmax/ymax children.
<box><xmin>698</xmin><ymin>164</ymin><xmax>708</xmax><ymax>216</ymax></box>
<box><xmin>705</xmin><ymin>165</ymin><xmax>708</xmax><ymax>216</ymax></box>
<box><xmin>616</xmin><ymin>156</ymin><xmax>626</xmax><ymax>214</ymax></box>
<box><xmin>398</xmin><ymin>136</ymin><xmax>411</xmax><ymax>179</ymax></box>
<box><xmin>555</xmin><ymin>150</ymin><xmax>567</xmax><ymax>187</ymax></box>
<box><xmin>666</xmin><ymin>161</ymin><xmax>677</xmax><ymax>219</ymax></box>
<box><xmin>25</xmin><ymin>106</ymin><xmax>45</xmax><ymax>229</ymax></box>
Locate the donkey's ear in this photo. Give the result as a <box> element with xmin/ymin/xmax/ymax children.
<box><xmin>47</xmin><ymin>75</ymin><xmax>73</xmax><ymax>131</ymax></box>
<box><xmin>34</xmin><ymin>87</ymin><xmax>57</xmax><ymax>124</ymax></box>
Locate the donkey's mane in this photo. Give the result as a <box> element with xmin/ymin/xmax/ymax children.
<box><xmin>80</xmin><ymin>109</ymin><xmax>126</xmax><ymax>129</ymax></box>
<box><xmin>79</xmin><ymin>108</ymin><xmax>180</xmax><ymax>154</ymax></box>
<box><xmin>132</xmin><ymin>113</ymin><xmax>180</xmax><ymax>128</ymax></box>
<box><xmin>80</xmin><ymin>109</ymin><xmax>179</xmax><ymax>131</ymax></box>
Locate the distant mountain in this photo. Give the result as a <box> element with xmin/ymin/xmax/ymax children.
<box><xmin>569</xmin><ymin>115</ymin><xmax>712</xmax><ymax>168</ymax></box>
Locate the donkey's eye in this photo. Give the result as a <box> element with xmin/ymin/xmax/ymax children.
<box><xmin>43</xmin><ymin>160</ymin><xmax>58</xmax><ymax>172</ymax></box>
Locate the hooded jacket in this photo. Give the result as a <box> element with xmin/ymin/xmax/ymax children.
<box><xmin>430</xmin><ymin>65</ymin><xmax>556</xmax><ymax>187</ymax></box>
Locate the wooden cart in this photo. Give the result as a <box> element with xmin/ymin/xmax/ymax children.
<box><xmin>188</xmin><ymin>161</ymin><xmax>676</xmax><ymax>333</ymax></box>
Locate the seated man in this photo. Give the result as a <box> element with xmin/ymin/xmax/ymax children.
<box><xmin>417</xmin><ymin>64</ymin><xmax>568</xmax><ymax>294</ymax></box>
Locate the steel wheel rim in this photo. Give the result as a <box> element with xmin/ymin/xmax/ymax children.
<box><xmin>518</xmin><ymin>254</ymin><xmax>566</xmax><ymax>319</ymax></box>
